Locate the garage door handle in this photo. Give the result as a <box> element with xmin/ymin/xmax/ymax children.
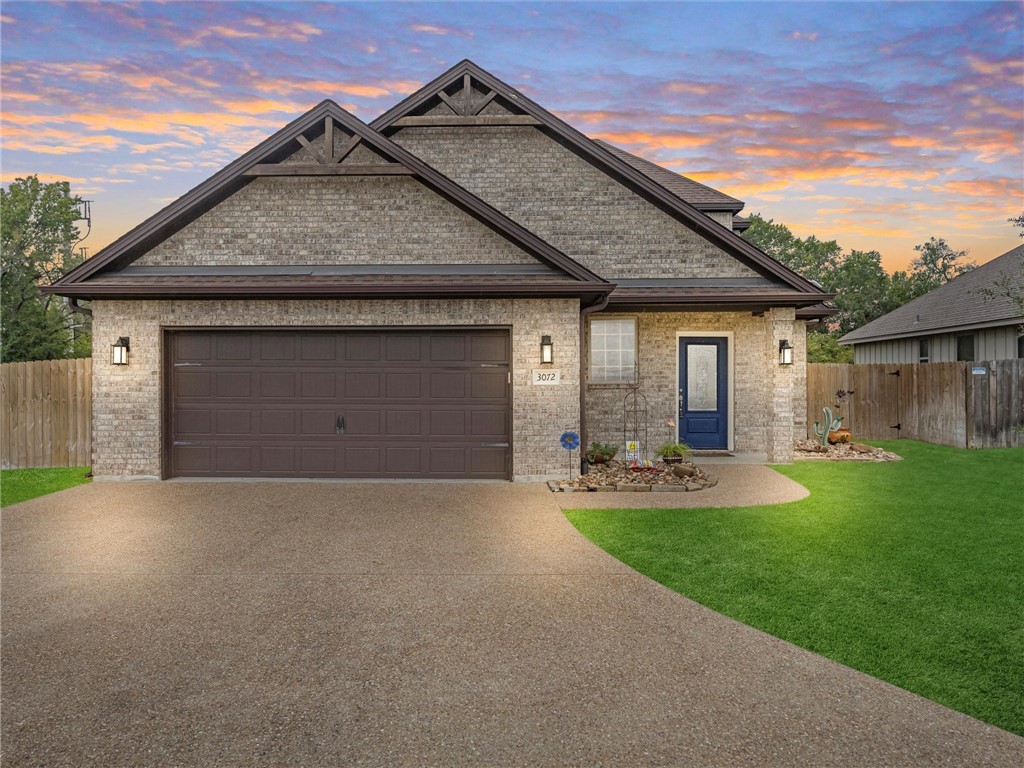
<box><xmin>481</xmin><ymin>442</ymin><xmax>509</xmax><ymax>448</ymax></box>
<box><xmin>336</xmin><ymin>415</ymin><xmax>345</xmax><ymax>434</ymax></box>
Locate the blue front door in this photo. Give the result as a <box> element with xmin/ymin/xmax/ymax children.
<box><xmin>678</xmin><ymin>337</ymin><xmax>728</xmax><ymax>450</ymax></box>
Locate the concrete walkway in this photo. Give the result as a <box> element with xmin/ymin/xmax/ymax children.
<box><xmin>2</xmin><ymin>481</ymin><xmax>1021</xmax><ymax>767</ymax></box>
<box><xmin>557</xmin><ymin>464</ymin><xmax>809</xmax><ymax>509</ymax></box>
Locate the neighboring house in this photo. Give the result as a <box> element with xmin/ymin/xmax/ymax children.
<box><xmin>840</xmin><ymin>244</ymin><xmax>1024</xmax><ymax>364</ymax></box>
<box><xmin>47</xmin><ymin>60</ymin><xmax>831</xmax><ymax>481</ymax></box>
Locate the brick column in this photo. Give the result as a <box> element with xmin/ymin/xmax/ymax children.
<box><xmin>766</xmin><ymin>307</ymin><xmax>797</xmax><ymax>463</ymax></box>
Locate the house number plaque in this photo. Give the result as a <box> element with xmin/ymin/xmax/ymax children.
<box><xmin>532</xmin><ymin>369</ymin><xmax>561</xmax><ymax>385</ymax></box>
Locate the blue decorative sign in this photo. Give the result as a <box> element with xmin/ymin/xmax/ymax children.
<box><xmin>560</xmin><ymin>431</ymin><xmax>580</xmax><ymax>451</ymax></box>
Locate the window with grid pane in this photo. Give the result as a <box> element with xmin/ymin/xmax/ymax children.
<box><xmin>589</xmin><ymin>318</ymin><xmax>636</xmax><ymax>384</ymax></box>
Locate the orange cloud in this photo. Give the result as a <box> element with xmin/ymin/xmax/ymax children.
<box><xmin>592</xmin><ymin>131</ymin><xmax>713</xmax><ymax>148</ymax></box>
<box><xmin>933</xmin><ymin>179</ymin><xmax>1020</xmax><ymax>199</ymax></box>
<box><xmin>966</xmin><ymin>54</ymin><xmax>1024</xmax><ymax>77</ymax></box>
<box><xmin>664</xmin><ymin>82</ymin><xmax>716</xmax><ymax>96</ymax></box>
<box><xmin>823</xmin><ymin>118</ymin><xmax>889</xmax><ymax>131</ymax></box>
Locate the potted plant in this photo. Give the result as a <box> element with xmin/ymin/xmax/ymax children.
<box><xmin>584</xmin><ymin>441</ymin><xmax>618</xmax><ymax>464</ymax></box>
<box><xmin>655</xmin><ymin>441</ymin><xmax>692</xmax><ymax>464</ymax></box>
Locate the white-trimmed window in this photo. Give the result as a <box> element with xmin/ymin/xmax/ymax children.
<box><xmin>590</xmin><ymin>318</ymin><xmax>637</xmax><ymax>384</ymax></box>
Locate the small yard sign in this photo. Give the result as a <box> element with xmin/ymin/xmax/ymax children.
<box><xmin>532</xmin><ymin>369</ymin><xmax>561</xmax><ymax>385</ymax></box>
<box><xmin>625</xmin><ymin>440</ymin><xmax>640</xmax><ymax>463</ymax></box>
<box><xmin>972</xmin><ymin>366</ymin><xmax>987</xmax><ymax>375</ymax></box>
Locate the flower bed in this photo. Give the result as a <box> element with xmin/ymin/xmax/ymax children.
<box><xmin>550</xmin><ymin>460</ymin><xmax>717</xmax><ymax>492</ymax></box>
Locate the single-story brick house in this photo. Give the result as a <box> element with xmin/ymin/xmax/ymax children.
<box><xmin>48</xmin><ymin>60</ymin><xmax>831</xmax><ymax>481</ymax></box>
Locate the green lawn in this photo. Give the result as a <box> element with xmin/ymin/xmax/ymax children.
<box><xmin>566</xmin><ymin>441</ymin><xmax>1024</xmax><ymax>735</ymax></box>
<box><xmin>0</xmin><ymin>466</ymin><xmax>91</xmax><ymax>507</ymax></box>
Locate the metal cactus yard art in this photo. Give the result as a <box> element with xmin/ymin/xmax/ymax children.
<box><xmin>813</xmin><ymin>407</ymin><xmax>843</xmax><ymax>447</ymax></box>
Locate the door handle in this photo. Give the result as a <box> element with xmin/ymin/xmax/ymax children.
<box><xmin>336</xmin><ymin>415</ymin><xmax>345</xmax><ymax>434</ymax></box>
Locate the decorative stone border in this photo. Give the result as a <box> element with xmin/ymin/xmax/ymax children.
<box><xmin>547</xmin><ymin>460</ymin><xmax>718</xmax><ymax>492</ymax></box>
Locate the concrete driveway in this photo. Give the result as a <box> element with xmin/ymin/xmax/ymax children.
<box><xmin>2</xmin><ymin>481</ymin><xmax>1021</xmax><ymax>767</ymax></box>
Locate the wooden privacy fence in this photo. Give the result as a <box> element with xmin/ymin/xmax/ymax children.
<box><xmin>807</xmin><ymin>360</ymin><xmax>1024</xmax><ymax>449</ymax></box>
<box><xmin>0</xmin><ymin>358</ymin><xmax>93</xmax><ymax>469</ymax></box>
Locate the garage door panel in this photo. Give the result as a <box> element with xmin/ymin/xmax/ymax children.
<box><xmin>471</xmin><ymin>372</ymin><xmax>508</xmax><ymax>399</ymax></box>
<box><xmin>300</xmin><ymin>372</ymin><xmax>336</xmax><ymax>398</ymax></box>
<box><xmin>429</xmin><ymin>372</ymin><xmax>466</xmax><ymax>399</ymax></box>
<box><xmin>174</xmin><ymin>370</ymin><xmax>212</xmax><ymax>399</ymax></box>
<box><xmin>386</xmin><ymin>335</ymin><xmax>423</xmax><ymax>361</ymax></box>
<box><xmin>216</xmin><ymin>409</ymin><xmax>252</xmax><ymax>435</ymax></box>
<box><xmin>215</xmin><ymin>371</ymin><xmax>251</xmax><ymax>397</ymax></box>
<box><xmin>429</xmin><ymin>447</ymin><xmax>466</xmax><ymax>474</ymax></box>
<box><xmin>215</xmin><ymin>446</ymin><xmax>253</xmax><ymax>473</ymax></box>
<box><xmin>345</xmin><ymin>335</ymin><xmax>382</xmax><ymax>361</ymax></box>
<box><xmin>259</xmin><ymin>372</ymin><xmax>296</xmax><ymax>398</ymax></box>
<box><xmin>260</xmin><ymin>446</ymin><xmax>295</xmax><ymax>473</ymax></box>
<box><xmin>300</xmin><ymin>410</ymin><xmax>336</xmax><ymax>435</ymax></box>
<box><xmin>175</xmin><ymin>409</ymin><xmax>212</xmax><ymax>435</ymax></box>
<box><xmin>344</xmin><ymin>410</ymin><xmax>381</xmax><ymax>436</ymax></box>
<box><xmin>471</xmin><ymin>447</ymin><xmax>507</xmax><ymax>475</ymax></box>
<box><xmin>170</xmin><ymin>329</ymin><xmax>510</xmax><ymax>479</ymax></box>
<box><xmin>385</xmin><ymin>372</ymin><xmax>422</xmax><ymax>399</ymax></box>
<box><xmin>471</xmin><ymin>334</ymin><xmax>507</xmax><ymax>362</ymax></box>
<box><xmin>344</xmin><ymin>447</ymin><xmax>381</xmax><ymax>473</ymax></box>
<box><xmin>260</xmin><ymin>409</ymin><xmax>296</xmax><ymax>435</ymax></box>
<box><xmin>300</xmin><ymin>447</ymin><xmax>338</xmax><ymax>473</ymax></box>
<box><xmin>430</xmin><ymin>336</ymin><xmax>467</xmax><ymax>362</ymax></box>
<box><xmin>471</xmin><ymin>410</ymin><xmax>507</xmax><ymax>437</ymax></box>
<box><xmin>345</xmin><ymin>373</ymin><xmax>381</xmax><ymax>399</ymax></box>
<box><xmin>215</xmin><ymin>334</ymin><xmax>253</xmax><ymax>361</ymax></box>
<box><xmin>385</xmin><ymin>447</ymin><xmax>421</xmax><ymax>473</ymax></box>
<box><xmin>259</xmin><ymin>334</ymin><xmax>295</xmax><ymax>361</ymax></box>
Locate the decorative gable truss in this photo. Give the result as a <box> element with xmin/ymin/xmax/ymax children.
<box><xmin>48</xmin><ymin>99</ymin><xmax>611</xmax><ymax>303</ymax></box>
<box><xmin>373</xmin><ymin>60</ymin><xmax>830</xmax><ymax>303</ymax></box>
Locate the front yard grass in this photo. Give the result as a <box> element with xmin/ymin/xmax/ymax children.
<box><xmin>0</xmin><ymin>467</ymin><xmax>91</xmax><ymax>508</ymax></box>
<box><xmin>565</xmin><ymin>441</ymin><xmax>1024</xmax><ymax>735</ymax></box>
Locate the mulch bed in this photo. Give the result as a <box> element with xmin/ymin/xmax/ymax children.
<box><xmin>550</xmin><ymin>460</ymin><xmax>718</xmax><ymax>493</ymax></box>
<box><xmin>795</xmin><ymin>439</ymin><xmax>902</xmax><ymax>462</ymax></box>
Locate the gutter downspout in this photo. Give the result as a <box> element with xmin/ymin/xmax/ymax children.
<box><xmin>579</xmin><ymin>292</ymin><xmax>611</xmax><ymax>475</ymax></box>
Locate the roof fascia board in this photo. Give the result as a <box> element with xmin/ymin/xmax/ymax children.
<box><xmin>372</xmin><ymin>61</ymin><xmax>821</xmax><ymax>295</ymax></box>
<box><xmin>839</xmin><ymin>316</ymin><xmax>1024</xmax><ymax>345</ymax></box>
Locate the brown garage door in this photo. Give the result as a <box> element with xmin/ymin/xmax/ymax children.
<box><xmin>167</xmin><ymin>329</ymin><xmax>511</xmax><ymax>479</ymax></box>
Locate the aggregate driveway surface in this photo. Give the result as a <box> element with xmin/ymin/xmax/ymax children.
<box><xmin>2</xmin><ymin>482</ymin><xmax>1022</xmax><ymax>767</ymax></box>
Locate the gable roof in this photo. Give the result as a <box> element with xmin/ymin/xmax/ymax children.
<box><xmin>48</xmin><ymin>99</ymin><xmax>609</xmax><ymax>299</ymax></box>
<box><xmin>371</xmin><ymin>59</ymin><xmax>825</xmax><ymax>297</ymax></box>
<box><xmin>840</xmin><ymin>244</ymin><xmax>1024</xmax><ymax>344</ymax></box>
<box><xmin>592</xmin><ymin>140</ymin><xmax>743</xmax><ymax>212</ymax></box>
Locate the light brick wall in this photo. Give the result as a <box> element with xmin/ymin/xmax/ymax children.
<box><xmin>91</xmin><ymin>298</ymin><xmax>580</xmax><ymax>481</ymax></box>
<box><xmin>137</xmin><ymin>177</ymin><xmax>538</xmax><ymax>267</ymax></box>
<box><xmin>391</xmin><ymin>126</ymin><xmax>759</xmax><ymax>281</ymax></box>
<box><xmin>585</xmin><ymin>310</ymin><xmax>802</xmax><ymax>461</ymax></box>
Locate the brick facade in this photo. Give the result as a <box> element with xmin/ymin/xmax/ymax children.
<box><xmin>91</xmin><ymin>298</ymin><xmax>581</xmax><ymax>481</ymax></box>
<box><xmin>585</xmin><ymin>310</ymin><xmax>802</xmax><ymax>462</ymax></box>
<box><xmin>137</xmin><ymin>177</ymin><xmax>538</xmax><ymax>267</ymax></box>
<box><xmin>391</xmin><ymin>126</ymin><xmax>760</xmax><ymax>281</ymax></box>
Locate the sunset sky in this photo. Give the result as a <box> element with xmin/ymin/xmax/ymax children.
<box><xmin>1</xmin><ymin>1</ymin><xmax>1021</xmax><ymax>271</ymax></box>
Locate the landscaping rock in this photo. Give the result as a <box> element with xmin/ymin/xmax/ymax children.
<box><xmin>552</xmin><ymin>459</ymin><xmax>717</xmax><ymax>493</ymax></box>
<box><xmin>794</xmin><ymin>439</ymin><xmax>901</xmax><ymax>462</ymax></box>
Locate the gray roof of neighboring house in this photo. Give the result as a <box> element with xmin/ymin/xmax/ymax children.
<box><xmin>591</xmin><ymin>140</ymin><xmax>744</xmax><ymax>211</ymax></box>
<box><xmin>840</xmin><ymin>244</ymin><xmax>1024</xmax><ymax>344</ymax></box>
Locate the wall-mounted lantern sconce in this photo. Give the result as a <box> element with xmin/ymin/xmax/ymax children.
<box><xmin>111</xmin><ymin>336</ymin><xmax>130</xmax><ymax>366</ymax></box>
<box><xmin>779</xmin><ymin>339</ymin><xmax>794</xmax><ymax>366</ymax></box>
<box><xmin>540</xmin><ymin>335</ymin><xmax>554</xmax><ymax>365</ymax></box>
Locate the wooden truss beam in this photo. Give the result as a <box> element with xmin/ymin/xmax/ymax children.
<box><xmin>243</xmin><ymin>164</ymin><xmax>415</xmax><ymax>177</ymax></box>
<box><xmin>391</xmin><ymin>115</ymin><xmax>543</xmax><ymax>127</ymax></box>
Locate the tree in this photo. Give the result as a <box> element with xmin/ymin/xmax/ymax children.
<box><xmin>741</xmin><ymin>214</ymin><xmax>841</xmax><ymax>285</ymax></box>
<box><xmin>0</xmin><ymin>176</ymin><xmax>89</xmax><ymax>362</ymax></box>
<box><xmin>910</xmin><ymin>237</ymin><xmax>975</xmax><ymax>290</ymax></box>
<box><xmin>807</xmin><ymin>332</ymin><xmax>854</xmax><ymax>363</ymax></box>
<box><xmin>1009</xmin><ymin>212</ymin><xmax>1024</xmax><ymax>236</ymax></box>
